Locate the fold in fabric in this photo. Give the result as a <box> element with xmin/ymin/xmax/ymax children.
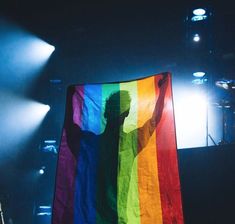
<box><xmin>52</xmin><ymin>73</ymin><xmax>184</xmax><ymax>224</ymax></box>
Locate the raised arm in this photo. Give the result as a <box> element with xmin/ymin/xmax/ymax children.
<box><xmin>137</xmin><ymin>73</ymin><xmax>169</xmax><ymax>151</ymax></box>
<box><xmin>64</xmin><ymin>86</ymin><xmax>82</xmax><ymax>156</ymax></box>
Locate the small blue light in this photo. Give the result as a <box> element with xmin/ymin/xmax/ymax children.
<box><xmin>191</xmin><ymin>15</ymin><xmax>208</xmax><ymax>22</ymax></box>
<box><xmin>36</xmin><ymin>205</ymin><xmax>52</xmax><ymax>216</ymax></box>
<box><xmin>192</xmin><ymin>78</ymin><xmax>207</xmax><ymax>85</ymax></box>
<box><xmin>39</xmin><ymin>206</ymin><xmax>51</xmax><ymax>209</ymax></box>
<box><xmin>37</xmin><ymin>212</ymin><xmax>51</xmax><ymax>216</ymax></box>
<box><xmin>44</xmin><ymin>140</ymin><xmax>56</xmax><ymax>144</ymax></box>
<box><xmin>41</xmin><ymin>139</ymin><xmax>58</xmax><ymax>153</ymax></box>
<box><xmin>42</xmin><ymin>145</ymin><xmax>57</xmax><ymax>153</ymax></box>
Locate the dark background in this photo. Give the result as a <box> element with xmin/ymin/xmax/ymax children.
<box><xmin>178</xmin><ymin>143</ymin><xmax>235</xmax><ymax>224</ymax></box>
<box><xmin>0</xmin><ymin>1</ymin><xmax>235</xmax><ymax>223</ymax></box>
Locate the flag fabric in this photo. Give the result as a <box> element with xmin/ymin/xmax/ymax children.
<box><xmin>52</xmin><ymin>72</ymin><xmax>184</xmax><ymax>224</ymax></box>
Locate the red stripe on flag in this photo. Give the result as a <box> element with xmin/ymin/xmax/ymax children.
<box><xmin>155</xmin><ymin>73</ymin><xmax>184</xmax><ymax>224</ymax></box>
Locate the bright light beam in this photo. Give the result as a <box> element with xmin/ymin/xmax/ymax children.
<box><xmin>0</xmin><ymin>90</ymin><xmax>50</xmax><ymax>162</ymax></box>
<box><xmin>0</xmin><ymin>19</ymin><xmax>55</xmax><ymax>92</ymax></box>
<box><xmin>174</xmin><ymin>87</ymin><xmax>208</xmax><ymax>148</ymax></box>
<box><xmin>26</xmin><ymin>39</ymin><xmax>55</xmax><ymax>65</ymax></box>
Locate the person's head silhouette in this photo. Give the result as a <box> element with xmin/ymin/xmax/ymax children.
<box><xmin>104</xmin><ymin>90</ymin><xmax>131</xmax><ymax>126</ymax></box>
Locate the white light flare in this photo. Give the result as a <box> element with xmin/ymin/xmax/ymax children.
<box><xmin>0</xmin><ymin>90</ymin><xmax>50</xmax><ymax>162</ymax></box>
<box><xmin>193</xmin><ymin>8</ymin><xmax>206</xmax><ymax>16</ymax></box>
<box><xmin>39</xmin><ymin>169</ymin><xmax>45</xmax><ymax>175</ymax></box>
<box><xmin>193</xmin><ymin>72</ymin><xmax>206</xmax><ymax>78</ymax></box>
<box><xmin>0</xmin><ymin>20</ymin><xmax>55</xmax><ymax>92</ymax></box>
<box><xmin>193</xmin><ymin>34</ymin><xmax>200</xmax><ymax>42</ymax></box>
<box><xmin>174</xmin><ymin>87</ymin><xmax>208</xmax><ymax>148</ymax></box>
<box><xmin>26</xmin><ymin>39</ymin><xmax>55</xmax><ymax>65</ymax></box>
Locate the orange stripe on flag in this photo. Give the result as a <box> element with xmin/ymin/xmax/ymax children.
<box><xmin>137</xmin><ymin>76</ymin><xmax>163</xmax><ymax>224</ymax></box>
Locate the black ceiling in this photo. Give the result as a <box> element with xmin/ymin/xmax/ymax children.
<box><xmin>1</xmin><ymin>1</ymin><xmax>235</xmax><ymax>84</ymax></box>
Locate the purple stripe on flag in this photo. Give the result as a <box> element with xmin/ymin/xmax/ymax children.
<box><xmin>52</xmin><ymin>86</ymin><xmax>84</xmax><ymax>224</ymax></box>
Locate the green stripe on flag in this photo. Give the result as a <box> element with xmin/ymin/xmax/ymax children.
<box><xmin>118</xmin><ymin>81</ymin><xmax>140</xmax><ymax>224</ymax></box>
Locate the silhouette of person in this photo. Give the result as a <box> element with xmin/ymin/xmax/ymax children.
<box><xmin>64</xmin><ymin>74</ymin><xmax>169</xmax><ymax>224</ymax></box>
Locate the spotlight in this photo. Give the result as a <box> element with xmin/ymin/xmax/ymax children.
<box><xmin>193</xmin><ymin>8</ymin><xmax>206</xmax><ymax>16</ymax></box>
<box><xmin>0</xmin><ymin>91</ymin><xmax>51</xmax><ymax>162</ymax></box>
<box><xmin>191</xmin><ymin>8</ymin><xmax>208</xmax><ymax>21</ymax></box>
<box><xmin>39</xmin><ymin>169</ymin><xmax>44</xmax><ymax>175</ymax></box>
<box><xmin>193</xmin><ymin>34</ymin><xmax>200</xmax><ymax>42</ymax></box>
<box><xmin>174</xmin><ymin>88</ymin><xmax>208</xmax><ymax>148</ymax></box>
<box><xmin>193</xmin><ymin>72</ymin><xmax>206</xmax><ymax>78</ymax></box>
<box><xmin>26</xmin><ymin>103</ymin><xmax>50</xmax><ymax>123</ymax></box>
<box><xmin>30</xmin><ymin>41</ymin><xmax>55</xmax><ymax>62</ymax></box>
<box><xmin>44</xmin><ymin>105</ymin><xmax>50</xmax><ymax>113</ymax></box>
<box><xmin>39</xmin><ymin>166</ymin><xmax>45</xmax><ymax>175</ymax></box>
<box><xmin>0</xmin><ymin>21</ymin><xmax>55</xmax><ymax>92</ymax></box>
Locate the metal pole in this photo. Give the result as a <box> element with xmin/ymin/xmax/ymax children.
<box><xmin>206</xmin><ymin>82</ymin><xmax>209</xmax><ymax>146</ymax></box>
<box><xmin>0</xmin><ymin>202</ymin><xmax>5</xmax><ymax>224</ymax></box>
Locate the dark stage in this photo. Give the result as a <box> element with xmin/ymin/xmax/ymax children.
<box><xmin>0</xmin><ymin>1</ymin><xmax>235</xmax><ymax>224</ymax></box>
<box><xmin>179</xmin><ymin>143</ymin><xmax>235</xmax><ymax>224</ymax></box>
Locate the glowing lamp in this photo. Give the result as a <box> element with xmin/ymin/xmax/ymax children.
<box><xmin>193</xmin><ymin>72</ymin><xmax>206</xmax><ymax>78</ymax></box>
<box><xmin>39</xmin><ymin>166</ymin><xmax>45</xmax><ymax>175</ymax></box>
<box><xmin>193</xmin><ymin>34</ymin><xmax>200</xmax><ymax>42</ymax></box>
<box><xmin>193</xmin><ymin>8</ymin><xmax>206</xmax><ymax>16</ymax></box>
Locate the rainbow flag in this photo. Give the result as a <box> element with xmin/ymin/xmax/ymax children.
<box><xmin>52</xmin><ymin>73</ymin><xmax>184</xmax><ymax>224</ymax></box>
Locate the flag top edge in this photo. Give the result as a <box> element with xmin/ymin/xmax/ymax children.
<box><xmin>66</xmin><ymin>72</ymin><xmax>172</xmax><ymax>89</ymax></box>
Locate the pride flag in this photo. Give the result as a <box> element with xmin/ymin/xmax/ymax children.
<box><xmin>52</xmin><ymin>73</ymin><xmax>184</xmax><ymax>224</ymax></box>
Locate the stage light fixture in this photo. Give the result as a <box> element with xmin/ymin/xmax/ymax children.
<box><xmin>191</xmin><ymin>8</ymin><xmax>208</xmax><ymax>22</ymax></box>
<box><xmin>193</xmin><ymin>34</ymin><xmax>200</xmax><ymax>42</ymax></box>
<box><xmin>193</xmin><ymin>72</ymin><xmax>206</xmax><ymax>78</ymax></box>
<box><xmin>30</xmin><ymin>40</ymin><xmax>55</xmax><ymax>62</ymax></box>
<box><xmin>0</xmin><ymin>90</ymin><xmax>51</xmax><ymax>162</ymax></box>
<box><xmin>0</xmin><ymin>20</ymin><xmax>55</xmax><ymax>92</ymax></box>
<box><xmin>193</xmin><ymin>8</ymin><xmax>206</xmax><ymax>16</ymax></box>
<box><xmin>39</xmin><ymin>169</ymin><xmax>44</xmax><ymax>175</ymax></box>
<box><xmin>39</xmin><ymin>166</ymin><xmax>45</xmax><ymax>175</ymax></box>
<box><xmin>28</xmin><ymin>103</ymin><xmax>50</xmax><ymax>122</ymax></box>
<box><xmin>44</xmin><ymin>105</ymin><xmax>50</xmax><ymax>112</ymax></box>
